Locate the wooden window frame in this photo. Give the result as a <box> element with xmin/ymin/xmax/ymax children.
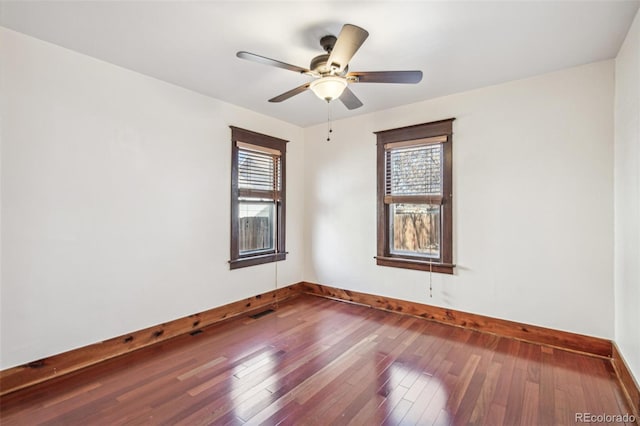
<box><xmin>375</xmin><ymin>118</ymin><xmax>455</xmax><ymax>274</ymax></box>
<box><xmin>229</xmin><ymin>126</ymin><xmax>287</xmax><ymax>269</ymax></box>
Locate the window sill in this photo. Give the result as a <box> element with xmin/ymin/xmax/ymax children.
<box><xmin>375</xmin><ymin>256</ymin><xmax>454</xmax><ymax>275</ymax></box>
<box><xmin>229</xmin><ymin>252</ymin><xmax>287</xmax><ymax>270</ymax></box>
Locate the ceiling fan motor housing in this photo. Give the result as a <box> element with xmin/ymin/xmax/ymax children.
<box><xmin>310</xmin><ymin>53</ymin><xmax>348</xmax><ymax>76</ymax></box>
<box><xmin>313</xmin><ymin>35</ymin><xmax>349</xmax><ymax>76</ymax></box>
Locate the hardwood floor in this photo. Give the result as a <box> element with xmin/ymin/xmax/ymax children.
<box><xmin>0</xmin><ymin>295</ymin><xmax>634</xmax><ymax>425</ymax></box>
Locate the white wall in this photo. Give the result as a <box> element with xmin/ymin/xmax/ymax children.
<box><xmin>614</xmin><ymin>10</ymin><xmax>640</xmax><ymax>384</ymax></box>
<box><xmin>304</xmin><ymin>61</ymin><xmax>615</xmax><ymax>339</ymax></box>
<box><xmin>0</xmin><ymin>28</ymin><xmax>305</xmax><ymax>369</ymax></box>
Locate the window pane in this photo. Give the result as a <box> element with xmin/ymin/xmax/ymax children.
<box><xmin>239</xmin><ymin>201</ymin><xmax>275</xmax><ymax>254</ymax></box>
<box><xmin>386</xmin><ymin>144</ymin><xmax>442</xmax><ymax>196</ymax></box>
<box><xmin>390</xmin><ymin>203</ymin><xmax>441</xmax><ymax>258</ymax></box>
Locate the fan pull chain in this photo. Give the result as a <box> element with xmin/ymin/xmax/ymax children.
<box><xmin>326</xmin><ymin>101</ymin><xmax>333</xmax><ymax>142</ymax></box>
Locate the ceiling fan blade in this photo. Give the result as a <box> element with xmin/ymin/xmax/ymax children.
<box><xmin>236</xmin><ymin>51</ymin><xmax>310</xmax><ymax>74</ymax></box>
<box><xmin>328</xmin><ymin>24</ymin><xmax>369</xmax><ymax>72</ymax></box>
<box><xmin>339</xmin><ymin>86</ymin><xmax>363</xmax><ymax>110</ymax></box>
<box><xmin>268</xmin><ymin>83</ymin><xmax>311</xmax><ymax>103</ymax></box>
<box><xmin>348</xmin><ymin>71</ymin><xmax>423</xmax><ymax>84</ymax></box>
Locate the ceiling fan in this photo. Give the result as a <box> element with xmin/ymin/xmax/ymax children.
<box><xmin>236</xmin><ymin>24</ymin><xmax>423</xmax><ymax>110</ymax></box>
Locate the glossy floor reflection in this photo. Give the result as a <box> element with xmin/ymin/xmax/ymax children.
<box><xmin>0</xmin><ymin>294</ymin><xmax>634</xmax><ymax>425</ymax></box>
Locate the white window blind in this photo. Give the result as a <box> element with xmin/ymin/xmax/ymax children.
<box><xmin>384</xmin><ymin>142</ymin><xmax>443</xmax><ymax>205</ymax></box>
<box><xmin>238</xmin><ymin>143</ymin><xmax>281</xmax><ymax>201</ymax></box>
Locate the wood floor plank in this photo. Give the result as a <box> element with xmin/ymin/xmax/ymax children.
<box><xmin>467</xmin><ymin>360</ymin><xmax>502</xmax><ymax>425</ymax></box>
<box><xmin>416</xmin><ymin>359</ymin><xmax>455</xmax><ymax>424</ymax></box>
<box><xmin>0</xmin><ymin>294</ymin><xmax>634</xmax><ymax>425</ymax></box>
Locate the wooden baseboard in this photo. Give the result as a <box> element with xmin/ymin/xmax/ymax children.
<box><xmin>0</xmin><ymin>285</ymin><xmax>299</xmax><ymax>396</ymax></box>
<box><xmin>612</xmin><ymin>342</ymin><xmax>640</xmax><ymax>421</ymax></box>
<box><xmin>296</xmin><ymin>281</ymin><xmax>612</xmax><ymax>358</ymax></box>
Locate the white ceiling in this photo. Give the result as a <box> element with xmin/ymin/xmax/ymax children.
<box><xmin>1</xmin><ymin>1</ymin><xmax>638</xmax><ymax>127</ymax></box>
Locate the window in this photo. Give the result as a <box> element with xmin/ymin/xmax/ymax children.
<box><xmin>230</xmin><ymin>126</ymin><xmax>286</xmax><ymax>269</ymax></box>
<box><xmin>375</xmin><ymin>119</ymin><xmax>455</xmax><ymax>274</ymax></box>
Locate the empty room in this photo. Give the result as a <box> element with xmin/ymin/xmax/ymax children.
<box><xmin>1</xmin><ymin>1</ymin><xmax>639</xmax><ymax>424</ymax></box>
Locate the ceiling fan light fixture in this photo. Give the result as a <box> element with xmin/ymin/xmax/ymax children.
<box><xmin>310</xmin><ymin>76</ymin><xmax>348</xmax><ymax>102</ymax></box>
